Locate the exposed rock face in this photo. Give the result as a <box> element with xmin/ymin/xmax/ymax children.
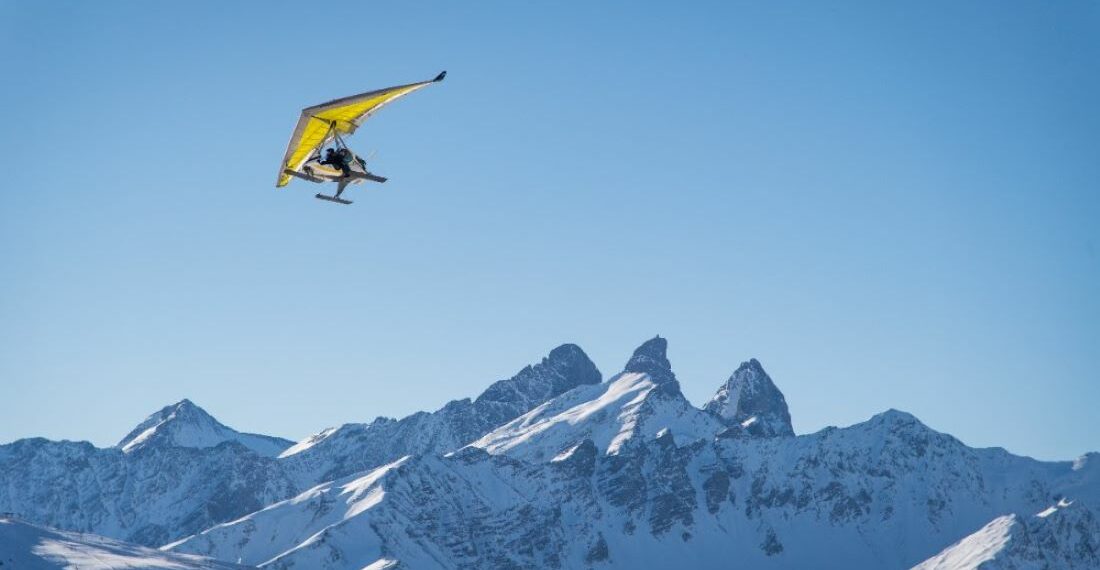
<box><xmin>0</xmin><ymin>436</ymin><xmax>297</xmax><ymax>547</ymax></box>
<box><xmin>646</xmin><ymin>429</ymin><xmax>698</xmax><ymax>535</ymax></box>
<box><xmin>552</xmin><ymin>439</ymin><xmax>597</xmax><ymax>478</ymax></box>
<box><xmin>704</xmin><ymin>358</ymin><xmax>794</xmax><ymax>438</ymax></box>
<box><xmin>622</xmin><ymin>335</ymin><xmax>679</xmax><ymax>391</ymax></box>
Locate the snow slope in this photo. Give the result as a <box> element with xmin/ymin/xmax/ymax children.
<box><xmin>912</xmin><ymin>515</ymin><xmax>1017</xmax><ymax>570</ymax></box>
<box><xmin>162</xmin><ymin>459</ymin><xmax>416</xmax><ymax>568</ymax></box>
<box><xmin>913</xmin><ymin>501</ymin><xmax>1100</xmax><ymax>569</ymax></box>
<box><xmin>0</xmin><ymin>516</ymin><xmax>250</xmax><ymax>569</ymax></box>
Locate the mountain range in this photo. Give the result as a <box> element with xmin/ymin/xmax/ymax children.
<box><xmin>1</xmin><ymin>337</ymin><xmax>1096</xmax><ymax>569</ymax></box>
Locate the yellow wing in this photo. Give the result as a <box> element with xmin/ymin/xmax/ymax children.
<box><xmin>276</xmin><ymin>71</ymin><xmax>446</xmax><ymax>188</ymax></box>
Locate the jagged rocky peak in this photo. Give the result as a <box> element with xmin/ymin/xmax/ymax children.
<box><xmin>622</xmin><ymin>335</ymin><xmax>679</xmax><ymax>391</ymax></box>
<box><xmin>117</xmin><ymin>398</ymin><xmax>292</xmax><ymax>457</ymax></box>
<box><xmin>704</xmin><ymin>358</ymin><xmax>794</xmax><ymax>438</ymax></box>
<box><xmin>474</xmin><ymin>343</ymin><xmax>601</xmax><ymax>408</ymax></box>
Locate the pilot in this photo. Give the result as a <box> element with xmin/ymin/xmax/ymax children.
<box><xmin>320</xmin><ymin>148</ymin><xmax>351</xmax><ymax>177</ymax></box>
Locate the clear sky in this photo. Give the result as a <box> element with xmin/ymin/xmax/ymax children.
<box><xmin>1</xmin><ymin>1</ymin><xmax>1097</xmax><ymax>461</ymax></box>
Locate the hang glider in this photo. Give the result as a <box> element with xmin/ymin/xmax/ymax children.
<box><xmin>276</xmin><ymin>70</ymin><xmax>446</xmax><ymax>204</ymax></box>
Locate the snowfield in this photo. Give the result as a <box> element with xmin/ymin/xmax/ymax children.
<box><xmin>0</xmin><ymin>517</ymin><xmax>250</xmax><ymax>569</ymax></box>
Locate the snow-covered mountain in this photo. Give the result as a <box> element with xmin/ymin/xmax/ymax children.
<box><xmin>118</xmin><ymin>399</ymin><xmax>293</xmax><ymax>457</ymax></box>
<box><xmin>0</xmin><ymin>516</ymin><xmax>251</xmax><ymax>569</ymax></box>
<box><xmin>165</xmin><ymin>337</ymin><xmax>1100</xmax><ymax>569</ymax></box>
<box><xmin>3</xmin><ymin>337</ymin><xmax>1097</xmax><ymax>569</ymax></box>
<box><xmin>0</xmin><ymin>343</ymin><xmax>601</xmax><ymax>548</ymax></box>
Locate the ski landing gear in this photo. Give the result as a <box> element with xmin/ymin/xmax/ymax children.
<box><xmin>315</xmin><ymin>193</ymin><xmax>353</xmax><ymax>205</ymax></box>
<box><xmin>315</xmin><ymin>177</ymin><xmax>355</xmax><ymax>205</ymax></box>
<box><xmin>312</xmin><ymin>170</ymin><xmax>389</xmax><ymax>205</ymax></box>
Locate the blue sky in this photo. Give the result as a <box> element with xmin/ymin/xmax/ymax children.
<box><xmin>1</xmin><ymin>1</ymin><xmax>1097</xmax><ymax>461</ymax></box>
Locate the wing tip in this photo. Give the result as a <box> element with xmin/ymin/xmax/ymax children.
<box><xmin>433</xmin><ymin>70</ymin><xmax>447</xmax><ymax>82</ymax></box>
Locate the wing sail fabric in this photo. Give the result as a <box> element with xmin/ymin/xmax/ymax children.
<box><xmin>276</xmin><ymin>72</ymin><xmax>445</xmax><ymax>187</ymax></box>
